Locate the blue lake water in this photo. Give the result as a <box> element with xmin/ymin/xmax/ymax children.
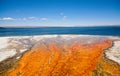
<box><xmin>0</xmin><ymin>26</ymin><xmax>120</xmax><ymax>36</ymax></box>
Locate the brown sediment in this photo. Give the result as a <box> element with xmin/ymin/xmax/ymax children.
<box><xmin>93</xmin><ymin>56</ymin><xmax>120</xmax><ymax>76</ymax></box>
<box><xmin>3</xmin><ymin>39</ymin><xmax>115</xmax><ymax>76</ymax></box>
<box><xmin>0</xmin><ymin>56</ymin><xmax>17</xmax><ymax>76</ymax></box>
<box><xmin>0</xmin><ymin>49</ymin><xmax>30</xmax><ymax>76</ymax></box>
<box><xmin>93</xmin><ymin>42</ymin><xmax>120</xmax><ymax>76</ymax></box>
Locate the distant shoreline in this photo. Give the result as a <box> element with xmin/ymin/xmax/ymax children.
<box><xmin>0</xmin><ymin>25</ymin><xmax>120</xmax><ymax>28</ymax></box>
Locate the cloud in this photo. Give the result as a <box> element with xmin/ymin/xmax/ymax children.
<box><xmin>60</xmin><ymin>13</ymin><xmax>67</xmax><ymax>20</ymax></box>
<box><xmin>60</xmin><ymin>13</ymin><xmax>64</xmax><ymax>16</ymax></box>
<box><xmin>23</xmin><ymin>18</ymin><xmax>27</xmax><ymax>20</ymax></box>
<box><xmin>19</xmin><ymin>17</ymin><xmax>35</xmax><ymax>20</ymax></box>
<box><xmin>17</xmin><ymin>17</ymin><xmax>37</xmax><ymax>21</ymax></box>
<box><xmin>28</xmin><ymin>17</ymin><xmax>36</xmax><ymax>19</ymax></box>
<box><xmin>63</xmin><ymin>16</ymin><xmax>67</xmax><ymax>20</ymax></box>
<box><xmin>18</xmin><ymin>18</ymin><xmax>21</xmax><ymax>20</ymax></box>
<box><xmin>40</xmin><ymin>18</ymin><xmax>48</xmax><ymax>21</ymax></box>
<box><xmin>0</xmin><ymin>17</ymin><xmax>15</xmax><ymax>20</ymax></box>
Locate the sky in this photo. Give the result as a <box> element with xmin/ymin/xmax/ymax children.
<box><xmin>0</xmin><ymin>0</ymin><xmax>120</xmax><ymax>27</ymax></box>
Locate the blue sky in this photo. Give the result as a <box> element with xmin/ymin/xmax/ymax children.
<box><xmin>0</xmin><ymin>0</ymin><xmax>120</xmax><ymax>27</ymax></box>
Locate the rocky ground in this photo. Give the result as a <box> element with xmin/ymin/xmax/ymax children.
<box><xmin>0</xmin><ymin>35</ymin><xmax>120</xmax><ymax>76</ymax></box>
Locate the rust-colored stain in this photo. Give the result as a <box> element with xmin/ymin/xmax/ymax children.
<box><xmin>5</xmin><ymin>40</ymin><xmax>116</xmax><ymax>76</ymax></box>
